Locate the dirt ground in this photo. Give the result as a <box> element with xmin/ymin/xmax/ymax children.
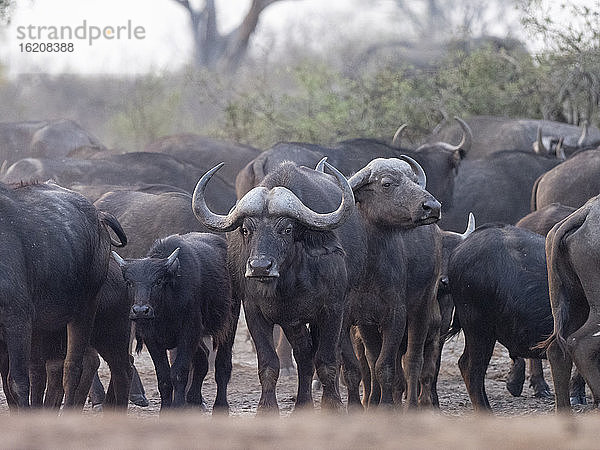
<box><xmin>1</xmin><ymin>315</ymin><xmax>599</xmax><ymax>449</ymax></box>
<box><xmin>94</xmin><ymin>314</ymin><xmax>566</xmax><ymax>418</ymax></box>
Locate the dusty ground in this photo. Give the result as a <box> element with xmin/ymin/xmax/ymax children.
<box><xmin>1</xmin><ymin>315</ymin><xmax>598</xmax><ymax>449</ymax></box>
<box><xmin>93</xmin><ymin>314</ymin><xmax>566</xmax><ymax>418</ymax></box>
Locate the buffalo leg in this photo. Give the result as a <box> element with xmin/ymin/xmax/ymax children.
<box><xmin>89</xmin><ymin>372</ymin><xmax>105</xmax><ymax>406</ymax></box>
<box><xmin>29</xmin><ymin>334</ymin><xmax>46</xmax><ymax>408</ymax></box>
<box><xmin>275</xmin><ymin>326</ymin><xmax>295</xmax><ymax>377</ymax></box>
<box><xmin>43</xmin><ymin>358</ymin><xmax>65</xmax><ymax>409</ymax></box>
<box><xmin>185</xmin><ymin>343</ymin><xmax>209</xmax><ymax>409</ymax></box>
<box><xmin>418</xmin><ymin>313</ymin><xmax>441</xmax><ymax>408</ymax></box>
<box><xmin>405</xmin><ymin>313</ymin><xmax>429</xmax><ymax>408</ymax></box>
<box><xmin>570</xmin><ymin>371</ymin><xmax>587</xmax><ymax>405</ymax></box>
<box><xmin>73</xmin><ymin>348</ymin><xmax>100</xmax><ymax>408</ymax></box>
<box><xmin>567</xmin><ymin>316</ymin><xmax>600</xmax><ymax>407</ymax></box>
<box><xmin>213</xmin><ymin>296</ymin><xmax>239</xmax><ymax>414</ymax></box>
<box><xmin>359</xmin><ymin>324</ymin><xmax>382</xmax><ymax>407</ymax></box>
<box><xmin>458</xmin><ymin>328</ymin><xmax>495</xmax><ymax>411</ymax></box>
<box><xmin>244</xmin><ymin>303</ymin><xmax>279</xmax><ymax>414</ymax></box>
<box><xmin>0</xmin><ymin>341</ymin><xmax>17</xmax><ymax>410</ymax></box>
<box><xmin>547</xmin><ymin>340</ymin><xmax>573</xmax><ymax>410</ymax></box>
<box><xmin>5</xmin><ymin>320</ymin><xmax>32</xmax><ymax>409</ymax></box>
<box><xmin>339</xmin><ymin>324</ymin><xmax>363</xmax><ymax>409</ymax></box>
<box><xmin>528</xmin><ymin>359</ymin><xmax>551</xmax><ymax>398</ymax></box>
<box><xmin>313</xmin><ymin>308</ymin><xmax>344</xmax><ymax>411</ymax></box>
<box><xmin>100</xmin><ymin>352</ymin><xmax>132</xmax><ymax>410</ymax></box>
<box><xmin>506</xmin><ymin>358</ymin><xmax>525</xmax><ymax>397</ymax></box>
<box><xmin>282</xmin><ymin>323</ymin><xmax>314</xmax><ymax>411</ymax></box>
<box><xmin>63</xmin><ymin>309</ymin><xmax>96</xmax><ymax>408</ymax></box>
<box><xmin>145</xmin><ymin>339</ymin><xmax>173</xmax><ymax>410</ymax></box>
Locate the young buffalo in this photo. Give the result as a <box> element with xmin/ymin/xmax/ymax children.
<box><xmin>113</xmin><ymin>232</ymin><xmax>236</xmax><ymax>412</ymax></box>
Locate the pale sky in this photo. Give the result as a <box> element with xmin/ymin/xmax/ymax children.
<box><xmin>0</xmin><ymin>0</ymin><xmax>402</xmax><ymax>75</ymax></box>
<box><xmin>0</xmin><ymin>0</ymin><xmax>576</xmax><ymax>76</ymax></box>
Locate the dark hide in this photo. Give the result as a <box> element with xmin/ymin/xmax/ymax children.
<box><xmin>94</xmin><ymin>190</ymin><xmax>208</xmax><ymax>258</ymax></box>
<box><xmin>441</xmin><ymin>151</ymin><xmax>561</xmax><ymax>231</ymax></box>
<box><xmin>116</xmin><ymin>232</ymin><xmax>236</xmax><ymax>412</ymax></box>
<box><xmin>544</xmin><ymin>195</ymin><xmax>600</xmax><ymax>410</ymax></box>
<box><xmin>0</xmin><ymin>181</ymin><xmax>115</xmax><ymax>409</ymax></box>
<box><xmin>447</xmin><ymin>224</ymin><xmax>554</xmax><ymax>411</ymax></box>
<box><xmin>532</xmin><ymin>149</ymin><xmax>600</xmax><ymax>211</ymax></box>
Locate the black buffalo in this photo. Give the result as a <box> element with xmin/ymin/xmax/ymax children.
<box><xmin>0</xmin><ymin>119</ymin><xmax>105</xmax><ymax>165</ymax></box>
<box><xmin>333</xmin><ymin>157</ymin><xmax>443</xmax><ymax>409</ymax></box>
<box><xmin>0</xmin><ymin>181</ymin><xmax>125</xmax><ymax>409</ymax></box>
<box><xmin>441</xmin><ymin>150</ymin><xmax>561</xmax><ymax>232</ymax></box>
<box><xmin>235</xmin><ymin>117</ymin><xmax>472</xmax><ymax>210</ymax></box>
<box><xmin>194</xmin><ymin>160</ymin><xmax>358</xmax><ymax>413</ymax></box>
<box><xmin>544</xmin><ymin>195</ymin><xmax>600</xmax><ymax>410</ymax></box>
<box><xmin>94</xmin><ymin>190</ymin><xmax>207</xmax><ymax>258</ymax></box>
<box><xmin>426</xmin><ymin>115</ymin><xmax>599</xmax><ymax>159</ymax></box>
<box><xmin>447</xmin><ymin>224</ymin><xmax>553</xmax><ymax>411</ymax></box>
<box><xmin>532</xmin><ymin>149</ymin><xmax>600</xmax><ymax>211</ymax></box>
<box><xmin>113</xmin><ymin>232</ymin><xmax>236</xmax><ymax>412</ymax></box>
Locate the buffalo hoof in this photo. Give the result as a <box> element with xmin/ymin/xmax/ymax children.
<box><xmin>570</xmin><ymin>394</ymin><xmax>587</xmax><ymax>406</ymax></box>
<box><xmin>279</xmin><ymin>367</ymin><xmax>296</xmax><ymax>377</ymax></box>
<box><xmin>130</xmin><ymin>393</ymin><xmax>149</xmax><ymax>407</ymax></box>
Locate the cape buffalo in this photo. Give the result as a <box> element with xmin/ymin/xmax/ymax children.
<box><xmin>426</xmin><ymin>115</ymin><xmax>600</xmax><ymax>159</ymax></box>
<box><xmin>544</xmin><ymin>195</ymin><xmax>600</xmax><ymax>410</ymax></box>
<box><xmin>0</xmin><ymin>181</ymin><xmax>125</xmax><ymax>409</ymax></box>
<box><xmin>447</xmin><ymin>224</ymin><xmax>553</xmax><ymax>411</ymax></box>
<box><xmin>194</xmin><ymin>160</ymin><xmax>358</xmax><ymax>413</ymax></box>
<box><xmin>94</xmin><ymin>190</ymin><xmax>208</xmax><ymax>258</ymax></box>
<box><xmin>331</xmin><ymin>157</ymin><xmax>443</xmax><ymax>409</ymax></box>
<box><xmin>441</xmin><ymin>150</ymin><xmax>561</xmax><ymax>232</ymax></box>
<box><xmin>531</xmin><ymin>149</ymin><xmax>600</xmax><ymax>211</ymax></box>
<box><xmin>235</xmin><ymin>117</ymin><xmax>472</xmax><ymax>210</ymax></box>
<box><xmin>0</xmin><ymin>119</ymin><xmax>105</xmax><ymax>165</ymax></box>
<box><xmin>113</xmin><ymin>232</ymin><xmax>236</xmax><ymax>412</ymax></box>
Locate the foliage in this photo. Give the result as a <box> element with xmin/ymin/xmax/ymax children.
<box><xmin>108</xmin><ymin>74</ymin><xmax>183</xmax><ymax>150</ymax></box>
<box><xmin>216</xmin><ymin>45</ymin><xmax>548</xmax><ymax>148</ymax></box>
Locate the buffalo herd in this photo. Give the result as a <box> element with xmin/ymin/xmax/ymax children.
<box><xmin>1</xmin><ymin>114</ymin><xmax>600</xmax><ymax>416</ymax></box>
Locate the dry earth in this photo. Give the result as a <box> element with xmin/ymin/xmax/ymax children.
<box><xmin>0</xmin><ymin>314</ymin><xmax>598</xmax><ymax>449</ymax></box>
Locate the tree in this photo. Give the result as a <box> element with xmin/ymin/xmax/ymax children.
<box><xmin>173</xmin><ymin>0</ymin><xmax>296</xmax><ymax>72</ymax></box>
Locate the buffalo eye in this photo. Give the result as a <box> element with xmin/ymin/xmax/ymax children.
<box><xmin>241</xmin><ymin>227</ymin><xmax>249</xmax><ymax>236</ymax></box>
<box><xmin>283</xmin><ymin>225</ymin><xmax>293</xmax><ymax>235</ymax></box>
<box><xmin>382</xmin><ymin>182</ymin><xmax>391</xmax><ymax>188</ymax></box>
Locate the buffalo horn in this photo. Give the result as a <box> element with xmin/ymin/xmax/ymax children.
<box><xmin>445</xmin><ymin>117</ymin><xmax>472</xmax><ymax>154</ymax></box>
<box><xmin>534</xmin><ymin>126</ymin><xmax>548</xmax><ymax>155</ymax></box>
<box><xmin>267</xmin><ymin>161</ymin><xmax>355</xmax><ymax>230</ymax></box>
<box><xmin>165</xmin><ymin>248</ymin><xmax>180</xmax><ymax>268</ymax></box>
<box><xmin>460</xmin><ymin>212</ymin><xmax>475</xmax><ymax>240</ymax></box>
<box><xmin>398</xmin><ymin>155</ymin><xmax>427</xmax><ymax>188</ymax></box>
<box><xmin>577</xmin><ymin>120</ymin><xmax>589</xmax><ymax>146</ymax></box>
<box><xmin>555</xmin><ymin>137</ymin><xmax>566</xmax><ymax>160</ymax></box>
<box><xmin>112</xmin><ymin>251</ymin><xmax>126</xmax><ymax>268</ymax></box>
<box><xmin>391</xmin><ymin>123</ymin><xmax>408</xmax><ymax>148</ymax></box>
<box><xmin>192</xmin><ymin>163</ymin><xmax>257</xmax><ymax>232</ymax></box>
<box><xmin>315</xmin><ymin>157</ymin><xmax>327</xmax><ymax>172</ymax></box>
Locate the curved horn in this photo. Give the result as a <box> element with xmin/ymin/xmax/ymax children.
<box><xmin>192</xmin><ymin>163</ymin><xmax>252</xmax><ymax>232</ymax></box>
<box><xmin>267</xmin><ymin>161</ymin><xmax>355</xmax><ymax>230</ymax></box>
<box><xmin>534</xmin><ymin>126</ymin><xmax>548</xmax><ymax>155</ymax></box>
<box><xmin>315</xmin><ymin>157</ymin><xmax>327</xmax><ymax>172</ymax></box>
<box><xmin>445</xmin><ymin>117</ymin><xmax>472</xmax><ymax>154</ymax></box>
<box><xmin>347</xmin><ymin>165</ymin><xmax>372</xmax><ymax>192</ymax></box>
<box><xmin>391</xmin><ymin>123</ymin><xmax>408</xmax><ymax>148</ymax></box>
<box><xmin>112</xmin><ymin>251</ymin><xmax>127</xmax><ymax>268</ymax></box>
<box><xmin>399</xmin><ymin>155</ymin><xmax>427</xmax><ymax>188</ymax></box>
<box><xmin>555</xmin><ymin>137</ymin><xmax>566</xmax><ymax>160</ymax></box>
<box><xmin>460</xmin><ymin>213</ymin><xmax>475</xmax><ymax>240</ymax></box>
<box><xmin>577</xmin><ymin>120</ymin><xmax>589</xmax><ymax>146</ymax></box>
<box><xmin>165</xmin><ymin>247</ymin><xmax>180</xmax><ymax>268</ymax></box>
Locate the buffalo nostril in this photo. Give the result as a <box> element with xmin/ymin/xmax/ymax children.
<box><xmin>249</xmin><ymin>258</ymin><xmax>273</xmax><ymax>270</ymax></box>
<box><xmin>422</xmin><ymin>199</ymin><xmax>441</xmax><ymax>215</ymax></box>
<box><xmin>131</xmin><ymin>305</ymin><xmax>153</xmax><ymax>317</ymax></box>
